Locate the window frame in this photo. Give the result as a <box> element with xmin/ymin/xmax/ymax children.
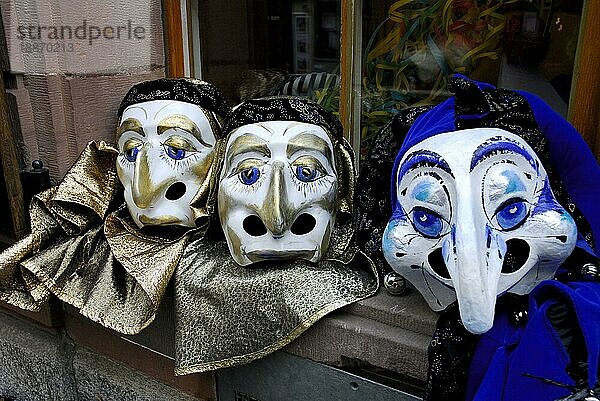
<box><xmin>568</xmin><ymin>0</ymin><xmax>600</xmax><ymax>157</ymax></box>
<box><xmin>164</xmin><ymin>0</ymin><xmax>600</xmax><ymax>161</ymax></box>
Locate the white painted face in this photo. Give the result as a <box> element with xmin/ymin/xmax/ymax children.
<box><xmin>116</xmin><ymin>100</ymin><xmax>217</xmax><ymax>228</ymax></box>
<box><xmin>382</xmin><ymin>128</ymin><xmax>577</xmax><ymax>334</ymax></box>
<box><xmin>218</xmin><ymin>121</ymin><xmax>338</xmax><ymax>266</ymax></box>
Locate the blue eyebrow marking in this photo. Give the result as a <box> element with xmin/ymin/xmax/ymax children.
<box><xmin>531</xmin><ymin>178</ymin><xmax>566</xmax><ymax>216</ymax></box>
<box><xmin>501</xmin><ymin>170</ymin><xmax>526</xmax><ymax>194</ymax></box>
<box><xmin>413</xmin><ymin>181</ymin><xmax>433</xmax><ymax>201</ymax></box>
<box><xmin>470</xmin><ymin>138</ymin><xmax>537</xmax><ymax>172</ymax></box>
<box><xmin>398</xmin><ymin>150</ymin><xmax>454</xmax><ymax>180</ymax></box>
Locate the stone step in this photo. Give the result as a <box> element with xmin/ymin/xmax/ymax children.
<box><xmin>343</xmin><ymin>289</ymin><xmax>437</xmax><ymax>337</ymax></box>
<box><xmin>285</xmin><ymin>309</ymin><xmax>433</xmax><ymax>383</ymax></box>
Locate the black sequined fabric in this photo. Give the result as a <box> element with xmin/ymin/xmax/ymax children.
<box><xmin>222</xmin><ymin>96</ymin><xmax>343</xmax><ymax>140</ymax></box>
<box><xmin>425</xmin><ymin>294</ymin><xmax>531</xmax><ymax>401</ymax></box>
<box><xmin>118</xmin><ymin>78</ymin><xmax>230</xmax><ymax>125</ymax></box>
<box><xmin>551</xmin><ymin>249</ymin><xmax>600</xmax><ymax>399</ymax></box>
<box><xmin>355</xmin><ymin>106</ymin><xmax>432</xmax><ymax>277</ymax></box>
<box><xmin>424</xmin><ymin>303</ymin><xmax>477</xmax><ymax>401</ymax></box>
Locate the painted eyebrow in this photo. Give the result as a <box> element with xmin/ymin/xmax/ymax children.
<box><xmin>470</xmin><ymin>138</ymin><xmax>536</xmax><ymax>172</ymax></box>
<box><xmin>117</xmin><ymin>118</ymin><xmax>145</xmax><ymax>138</ymax></box>
<box><xmin>226</xmin><ymin>133</ymin><xmax>271</xmax><ymax>166</ymax></box>
<box><xmin>286</xmin><ymin>132</ymin><xmax>333</xmax><ymax>161</ymax></box>
<box><xmin>398</xmin><ymin>150</ymin><xmax>454</xmax><ymax>179</ymax></box>
<box><xmin>157</xmin><ymin>114</ymin><xmax>212</xmax><ymax>147</ymax></box>
<box><xmin>256</xmin><ymin>122</ymin><xmax>275</xmax><ymax>134</ymax></box>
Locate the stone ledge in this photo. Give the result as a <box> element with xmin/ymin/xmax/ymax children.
<box><xmin>285</xmin><ymin>310</ymin><xmax>432</xmax><ymax>383</ymax></box>
<box><xmin>344</xmin><ymin>289</ymin><xmax>437</xmax><ymax>337</ymax></box>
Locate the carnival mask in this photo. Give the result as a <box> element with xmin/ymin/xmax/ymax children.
<box><xmin>382</xmin><ymin>128</ymin><xmax>577</xmax><ymax>334</ymax></box>
<box><xmin>218</xmin><ymin>121</ymin><xmax>339</xmax><ymax>266</ymax></box>
<box><xmin>116</xmin><ymin>99</ymin><xmax>217</xmax><ymax>228</ymax></box>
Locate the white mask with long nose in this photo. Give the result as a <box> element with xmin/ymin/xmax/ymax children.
<box><xmin>218</xmin><ymin>121</ymin><xmax>338</xmax><ymax>266</ymax></box>
<box><xmin>116</xmin><ymin>100</ymin><xmax>217</xmax><ymax>228</ymax></box>
<box><xmin>382</xmin><ymin>128</ymin><xmax>577</xmax><ymax>334</ymax></box>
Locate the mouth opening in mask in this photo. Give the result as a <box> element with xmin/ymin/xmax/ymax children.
<box><xmin>243</xmin><ymin>215</ymin><xmax>268</xmax><ymax>237</ymax></box>
<box><xmin>165</xmin><ymin>182</ymin><xmax>187</xmax><ymax>201</ymax></box>
<box><xmin>290</xmin><ymin>213</ymin><xmax>317</xmax><ymax>235</ymax></box>
<box><xmin>428</xmin><ymin>248</ymin><xmax>450</xmax><ymax>279</ymax></box>
<box><xmin>501</xmin><ymin>239</ymin><xmax>530</xmax><ymax>274</ymax></box>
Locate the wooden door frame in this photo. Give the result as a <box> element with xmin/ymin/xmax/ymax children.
<box><xmin>0</xmin><ymin>10</ymin><xmax>26</xmax><ymax>241</ymax></box>
<box><xmin>163</xmin><ymin>0</ymin><xmax>186</xmax><ymax>77</ymax></box>
<box><xmin>0</xmin><ymin>75</ymin><xmax>27</xmax><ymax>242</ymax></box>
<box><xmin>568</xmin><ymin>0</ymin><xmax>600</xmax><ymax>157</ymax></box>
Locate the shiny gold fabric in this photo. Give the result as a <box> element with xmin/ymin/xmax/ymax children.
<box><xmin>0</xmin><ymin>132</ymin><xmax>377</xmax><ymax>368</ymax></box>
<box><xmin>0</xmin><ymin>190</ymin><xmax>57</xmax><ymax>309</ymax></box>
<box><xmin>0</xmin><ymin>141</ymin><xmax>202</xmax><ymax>334</ymax></box>
<box><xmin>103</xmin><ymin>209</ymin><xmax>190</xmax><ymax>324</ymax></box>
<box><xmin>0</xmin><ymin>140</ymin><xmax>119</xmax><ymax>310</ymax></box>
<box><xmin>173</xmin><ymin>237</ymin><xmax>378</xmax><ymax>374</ymax></box>
<box><xmin>50</xmin><ymin>141</ymin><xmax>121</xmax><ymax>233</ymax></box>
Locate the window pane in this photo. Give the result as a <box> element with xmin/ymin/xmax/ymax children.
<box><xmin>360</xmin><ymin>0</ymin><xmax>584</xmax><ymax>152</ymax></box>
<box><xmin>194</xmin><ymin>0</ymin><xmax>341</xmax><ymax>111</ymax></box>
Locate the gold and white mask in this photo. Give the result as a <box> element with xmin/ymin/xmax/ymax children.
<box><xmin>382</xmin><ymin>128</ymin><xmax>577</xmax><ymax>334</ymax></box>
<box><xmin>116</xmin><ymin>99</ymin><xmax>217</xmax><ymax>228</ymax></box>
<box><xmin>218</xmin><ymin>121</ymin><xmax>339</xmax><ymax>266</ymax></box>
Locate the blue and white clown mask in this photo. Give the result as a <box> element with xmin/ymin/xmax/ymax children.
<box><xmin>382</xmin><ymin>127</ymin><xmax>577</xmax><ymax>334</ymax></box>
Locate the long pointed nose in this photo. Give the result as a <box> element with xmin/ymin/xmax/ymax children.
<box><xmin>132</xmin><ymin>147</ymin><xmax>159</xmax><ymax>209</ymax></box>
<box><xmin>443</xmin><ymin>192</ymin><xmax>506</xmax><ymax>334</ymax></box>
<box><xmin>260</xmin><ymin>161</ymin><xmax>291</xmax><ymax>237</ymax></box>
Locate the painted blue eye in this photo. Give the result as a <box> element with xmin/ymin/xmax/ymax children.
<box><xmin>295</xmin><ymin>165</ymin><xmax>319</xmax><ymax>182</ymax></box>
<box><xmin>496</xmin><ymin>200</ymin><xmax>528</xmax><ymax>230</ymax></box>
<box><xmin>166</xmin><ymin>146</ymin><xmax>186</xmax><ymax>160</ymax></box>
<box><xmin>412</xmin><ymin>208</ymin><xmax>443</xmax><ymax>238</ymax></box>
<box><xmin>239</xmin><ymin>167</ymin><xmax>260</xmax><ymax>185</ymax></box>
<box><xmin>124</xmin><ymin>147</ymin><xmax>139</xmax><ymax>162</ymax></box>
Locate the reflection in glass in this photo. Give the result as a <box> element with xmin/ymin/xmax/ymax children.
<box><xmin>194</xmin><ymin>0</ymin><xmax>341</xmax><ymax>110</ymax></box>
<box><xmin>360</xmin><ymin>0</ymin><xmax>583</xmax><ymax>152</ymax></box>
